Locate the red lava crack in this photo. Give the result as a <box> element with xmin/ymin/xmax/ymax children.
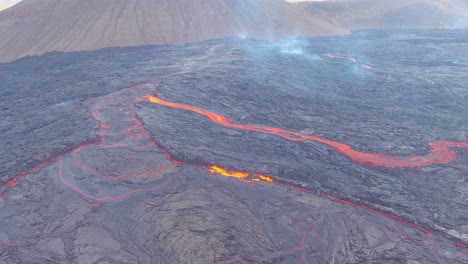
<box><xmin>1</xmin><ymin>68</ymin><xmax>467</xmax><ymax>262</ymax></box>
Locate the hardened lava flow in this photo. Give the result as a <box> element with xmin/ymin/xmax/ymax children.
<box><xmin>328</xmin><ymin>54</ymin><xmax>374</xmax><ymax>69</ymax></box>
<box><xmin>58</xmin><ymin>76</ymin><xmax>180</xmax><ymax>201</ymax></box>
<box><xmin>138</xmin><ymin>88</ymin><xmax>468</xmax><ymax>262</ymax></box>
<box><xmin>1</xmin><ymin>67</ymin><xmax>467</xmax><ymax>263</ymax></box>
<box><xmin>0</xmin><ymin>76</ymin><xmax>178</xmax><ymax>202</ymax></box>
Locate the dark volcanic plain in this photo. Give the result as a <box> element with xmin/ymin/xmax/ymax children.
<box><xmin>0</xmin><ymin>30</ymin><xmax>467</xmax><ymax>263</ymax></box>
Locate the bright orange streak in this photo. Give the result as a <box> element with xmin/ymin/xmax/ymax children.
<box><xmin>142</xmin><ymin>95</ymin><xmax>468</xmax><ymax>168</ymax></box>
<box><xmin>209</xmin><ymin>166</ymin><xmax>277</xmax><ymax>183</ymax></box>
<box><xmin>5</xmin><ymin>178</ymin><xmax>16</xmax><ymax>187</ymax></box>
<box><xmin>2</xmin><ymin>77</ymin><xmax>464</xmax><ymax>263</ymax></box>
<box><xmin>257</xmin><ymin>174</ymin><xmax>275</xmax><ymax>183</ymax></box>
<box><xmin>456</xmin><ymin>242</ymin><xmax>468</xmax><ymax>249</ymax></box>
<box><xmin>210</xmin><ymin>166</ymin><xmax>249</xmax><ymax>179</ymax></box>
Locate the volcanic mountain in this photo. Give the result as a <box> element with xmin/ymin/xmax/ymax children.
<box><xmin>0</xmin><ymin>0</ymin><xmax>349</xmax><ymax>63</ymax></box>
<box><xmin>295</xmin><ymin>0</ymin><xmax>468</xmax><ymax>30</ymax></box>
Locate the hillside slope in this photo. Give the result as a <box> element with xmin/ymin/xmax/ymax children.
<box><xmin>296</xmin><ymin>0</ymin><xmax>468</xmax><ymax>30</ymax></box>
<box><xmin>0</xmin><ymin>0</ymin><xmax>349</xmax><ymax>63</ymax></box>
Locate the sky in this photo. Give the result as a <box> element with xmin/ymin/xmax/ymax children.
<box><xmin>0</xmin><ymin>0</ymin><xmax>20</xmax><ymax>11</ymax></box>
<box><xmin>0</xmin><ymin>0</ymin><xmax>327</xmax><ymax>11</ymax></box>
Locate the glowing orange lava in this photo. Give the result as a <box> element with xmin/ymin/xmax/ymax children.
<box><xmin>5</xmin><ymin>178</ymin><xmax>16</xmax><ymax>187</ymax></box>
<box><xmin>141</xmin><ymin>95</ymin><xmax>468</xmax><ymax>168</ymax></box>
<box><xmin>210</xmin><ymin>166</ymin><xmax>249</xmax><ymax>179</ymax></box>
<box><xmin>139</xmin><ymin>87</ymin><xmax>468</xmax><ymax>260</ymax></box>
<box><xmin>456</xmin><ymin>242</ymin><xmax>468</xmax><ymax>249</ymax></box>
<box><xmin>1</xmin><ymin>76</ymin><xmax>466</xmax><ymax>263</ymax></box>
<box><xmin>54</xmin><ymin>77</ymin><xmax>178</xmax><ymax>201</ymax></box>
<box><xmin>257</xmin><ymin>174</ymin><xmax>274</xmax><ymax>183</ymax></box>
<box><xmin>209</xmin><ymin>166</ymin><xmax>277</xmax><ymax>184</ymax></box>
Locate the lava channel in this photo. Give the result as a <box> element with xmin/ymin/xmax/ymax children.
<box><xmin>1</xmin><ymin>76</ymin><xmax>466</xmax><ymax>262</ymax></box>
<box><xmin>140</xmin><ymin>94</ymin><xmax>467</xmax><ymax>168</ymax></box>
<box><xmin>55</xmin><ymin>76</ymin><xmax>179</xmax><ymax>201</ymax></box>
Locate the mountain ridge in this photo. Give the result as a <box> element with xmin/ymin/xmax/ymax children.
<box><xmin>0</xmin><ymin>0</ymin><xmax>349</xmax><ymax>63</ymax></box>
<box><xmin>295</xmin><ymin>0</ymin><xmax>468</xmax><ymax>30</ymax></box>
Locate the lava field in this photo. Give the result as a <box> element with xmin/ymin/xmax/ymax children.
<box><xmin>0</xmin><ymin>29</ymin><xmax>467</xmax><ymax>263</ymax></box>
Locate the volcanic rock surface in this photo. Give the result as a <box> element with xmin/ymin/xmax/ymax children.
<box><xmin>0</xmin><ymin>30</ymin><xmax>467</xmax><ymax>263</ymax></box>
<box><xmin>0</xmin><ymin>0</ymin><xmax>349</xmax><ymax>63</ymax></box>
<box><xmin>296</xmin><ymin>0</ymin><xmax>468</xmax><ymax>30</ymax></box>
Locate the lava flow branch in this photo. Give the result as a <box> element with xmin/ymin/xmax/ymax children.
<box><xmin>56</xmin><ymin>76</ymin><xmax>180</xmax><ymax>201</ymax></box>
<box><xmin>140</xmin><ymin>95</ymin><xmax>467</xmax><ymax>168</ymax></box>
<box><xmin>138</xmin><ymin>86</ymin><xmax>468</xmax><ymax>260</ymax></box>
<box><xmin>0</xmin><ymin>77</ymin><xmax>180</xmax><ymax>202</ymax></box>
<box><xmin>1</xmin><ymin>76</ymin><xmax>467</xmax><ymax>263</ymax></box>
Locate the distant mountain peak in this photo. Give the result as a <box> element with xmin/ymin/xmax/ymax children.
<box><xmin>0</xmin><ymin>0</ymin><xmax>349</xmax><ymax>63</ymax></box>
<box><xmin>295</xmin><ymin>0</ymin><xmax>468</xmax><ymax>30</ymax></box>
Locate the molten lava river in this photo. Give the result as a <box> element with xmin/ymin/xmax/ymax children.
<box><xmin>0</xmin><ymin>73</ymin><xmax>467</xmax><ymax>263</ymax></box>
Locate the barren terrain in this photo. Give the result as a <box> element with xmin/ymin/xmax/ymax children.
<box><xmin>0</xmin><ymin>29</ymin><xmax>467</xmax><ymax>263</ymax></box>
<box><xmin>0</xmin><ymin>0</ymin><xmax>348</xmax><ymax>63</ymax></box>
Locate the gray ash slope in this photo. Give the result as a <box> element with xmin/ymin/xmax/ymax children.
<box><xmin>0</xmin><ymin>29</ymin><xmax>467</xmax><ymax>260</ymax></box>
<box><xmin>0</xmin><ymin>0</ymin><xmax>348</xmax><ymax>63</ymax></box>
